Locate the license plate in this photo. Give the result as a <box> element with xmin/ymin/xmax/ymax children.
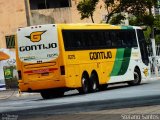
<box><xmin>41</xmin><ymin>72</ymin><xmax>49</xmax><ymax>76</ymax></box>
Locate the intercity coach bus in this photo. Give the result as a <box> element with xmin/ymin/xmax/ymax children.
<box><xmin>16</xmin><ymin>24</ymin><xmax>150</xmax><ymax>99</ymax></box>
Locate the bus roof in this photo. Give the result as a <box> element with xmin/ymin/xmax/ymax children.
<box><xmin>18</xmin><ymin>24</ymin><xmax>142</xmax><ymax>31</ymax></box>
<box><xmin>58</xmin><ymin>24</ymin><xmax>142</xmax><ymax>30</ymax></box>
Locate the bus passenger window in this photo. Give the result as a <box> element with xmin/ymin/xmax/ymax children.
<box><xmin>111</xmin><ymin>31</ymin><xmax>118</xmax><ymax>48</ymax></box>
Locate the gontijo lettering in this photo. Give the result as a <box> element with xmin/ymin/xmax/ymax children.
<box><xmin>19</xmin><ymin>43</ymin><xmax>57</xmax><ymax>52</ymax></box>
<box><xmin>90</xmin><ymin>51</ymin><xmax>112</xmax><ymax>60</ymax></box>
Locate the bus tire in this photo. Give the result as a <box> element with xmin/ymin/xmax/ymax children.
<box><xmin>40</xmin><ymin>90</ymin><xmax>64</xmax><ymax>99</ymax></box>
<box><xmin>40</xmin><ymin>90</ymin><xmax>53</xmax><ymax>99</ymax></box>
<box><xmin>128</xmin><ymin>68</ymin><xmax>141</xmax><ymax>86</ymax></box>
<box><xmin>90</xmin><ymin>73</ymin><xmax>99</xmax><ymax>92</ymax></box>
<box><xmin>78</xmin><ymin>73</ymin><xmax>89</xmax><ymax>94</ymax></box>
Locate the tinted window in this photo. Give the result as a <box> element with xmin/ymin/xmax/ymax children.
<box><xmin>30</xmin><ymin>0</ymin><xmax>71</xmax><ymax>10</ymax></box>
<box><xmin>137</xmin><ymin>29</ymin><xmax>149</xmax><ymax>65</ymax></box>
<box><xmin>62</xmin><ymin>29</ymin><xmax>138</xmax><ymax>51</ymax></box>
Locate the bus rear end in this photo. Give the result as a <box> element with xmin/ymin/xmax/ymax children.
<box><xmin>16</xmin><ymin>24</ymin><xmax>65</xmax><ymax>95</ymax></box>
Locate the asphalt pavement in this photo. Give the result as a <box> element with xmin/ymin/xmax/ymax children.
<box><xmin>1</xmin><ymin>79</ymin><xmax>160</xmax><ymax>120</ymax></box>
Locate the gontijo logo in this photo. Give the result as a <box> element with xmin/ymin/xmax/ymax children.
<box><xmin>25</xmin><ymin>31</ymin><xmax>46</xmax><ymax>42</ymax></box>
<box><xmin>19</xmin><ymin>30</ymin><xmax>57</xmax><ymax>52</ymax></box>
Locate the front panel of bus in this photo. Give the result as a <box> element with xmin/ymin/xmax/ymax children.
<box><xmin>16</xmin><ymin>24</ymin><xmax>65</xmax><ymax>92</ymax></box>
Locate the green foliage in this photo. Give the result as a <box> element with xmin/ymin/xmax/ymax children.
<box><xmin>143</xmin><ymin>27</ymin><xmax>151</xmax><ymax>43</ymax></box>
<box><xmin>125</xmin><ymin>0</ymin><xmax>157</xmax><ymax>26</ymax></box>
<box><xmin>104</xmin><ymin>0</ymin><xmax>123</xmax><ymax>23</ymax></box>
<box><xmin>104</xmin><ymin>0</ymin><xmax>157</xmax><ymax>26</ymax></box>
<box><xmin>154</xmin><ymin>15</ymin><xmax>160</xmax><ymax>43</ymax></box>
<box><xmin>110</xmin><ymin>13</ymin><xmax>126</xmax><ymax>25</ymax></box>
<box><xmin>143</xmin><ymin>15</ymin><xmax>160</xmax><ymax>43</ymax></box>
<box><xmin>128</xmin><ymin>17</ymin><xmax>139</xmax><ymax>26</ymax></box>
<box><xmin>77</xmin><ymin>0</ymin><xmax>99</xmax><ymax>23</ymax></box>
<box><xmin>154</xmin><ymin>15</ymin><xmax>160</xmax><ymax>29</ymax></box>
<box><xmin>129</xmin><ymin>15</ymin><xmax>155</xmax><ymax>26</ymax></box>
<box><xmin>143</xmin><ymin>15</ymin><xmax>155</xmax><ymax>26</ymax></box>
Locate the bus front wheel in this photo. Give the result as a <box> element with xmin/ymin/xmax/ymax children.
<box><xmin>128</xmin><ymin>68</ymin><xmax>141</xmax><ymax>86</ymax></box>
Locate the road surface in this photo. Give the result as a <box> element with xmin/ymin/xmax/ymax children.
<box><xmin>0</xmin><ymin>79</ymin><xmax>160</xmax><ymax>120</ymax></box>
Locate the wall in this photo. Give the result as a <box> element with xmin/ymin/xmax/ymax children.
<box><xmin>0</xmin><ymin>0</ymin><xmax>27</xmax><ymax>48</ymax></box>
<box><xmin>29</xmin><ymin>0</ymin><xmax>107</xmax><ymax>24</ymax></box>
<box><xmin>31</xmin><ymin>7</ymin><xmax>72</xmax><ymax>23</ymax></box>
<box><xmin>31</xmin><ymin>11</ymin><xmax>54</xmax><ymax>25</ymax></box>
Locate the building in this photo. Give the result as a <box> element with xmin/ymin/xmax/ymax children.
<box><xmin>0</xmin><ymin>0</ymin><xmax>107</xmax><ymax>49</ymax></box>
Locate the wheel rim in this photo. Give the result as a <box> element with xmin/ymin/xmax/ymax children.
<box><xmin>90</xmin><ymin>74</ymin><xmax>98</xmax><ymax>92</ymax></box>
<box><xmin>92</xmin><ymin>81</ymin><xmax>97</xmax><ymax>90</ymax></box>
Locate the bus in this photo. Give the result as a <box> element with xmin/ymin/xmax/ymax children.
<box><xmin>16</xmin><ymin>24</ymin><xmax>149</xmax><ymax>99</ymax></box>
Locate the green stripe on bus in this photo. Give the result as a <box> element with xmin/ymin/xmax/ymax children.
<box><xmin>110</xmin><ymin>48</ymin><xmax>125</xmax><ymax>76</ymax></box>
<box><xmin>121</xmin><ymin>26</ymin><xmax>133</xmax><ymax>29</ymax></box>
<box><xmin>118</xmin><ymin>48</ymin><xmax>132</xmax><ymax>75</ymax></box>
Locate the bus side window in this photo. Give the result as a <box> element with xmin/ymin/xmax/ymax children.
<box><xmin>116</xmin><ymin>30</ymin><xmax>122</xmax><ymax>47</ymax></box>
<box><xmin>125</xmin><ymin>30</ymin><xmax>137</xmax><ymax>48</ymax></box>
<box><xmin>71</xmin><ymin>31</ymin><xmax>76</xmax><ymax>49</ymax></box>
<box><xmin>90</xmin><ymin>31</ymin><xmax>97</xmax><ymax>48</ymax></box>
<box><xmin>81</xmin><ymin>31</ymin><xmax>89</xmax><ymax>49</ymax></box>
<box><xmin>74</xmin><ymin>31</ymin><xmax>82</xmax><ymax>48</ymax></box>
<box><xmin>120</xmin><ymin>31</ymin><xmax>127</xmax><ymax>47</ymax></box>
<box><xmin>62</xmin><ymin>30</ymin><xmax>71</xmax><ymax>50</ymax></box>
<box><xmin>110</xmin><ymin>31</ymin><xmax>117</xmax><ymax>48</ymax></box>
<box><xmin>126</xmin><ymin>31</ymin><xmax>131</xmax><ymax>47</ymax></box>
<box><xmin>97</xmin><ymin>31</ymin><xmax>104</xmax><ymax>48</ymax></box>
<box><xmin>86</xmin><ymin>31</ymin><xmax>92</xmax><ymax>48</ymax></box>
<box><xmin>104</xmin><ymin>31</ymin><xmax>111</xmax><ymax>48</ymax></box>
<box><xmin>111</xmin><ymin>30</ymin><xmax>122</xmax><ymax>48</ymax></box>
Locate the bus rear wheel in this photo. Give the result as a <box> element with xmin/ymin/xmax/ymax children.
<box><xmin>40</xmin><ymin>90</ymin><xmax>53</xmax><ymax>99</ymax></box>
<box><xmin>90</xmin><ymin>73</ymin><xmax>99</xmax><ymax>92</ymax></box>
<box><xmin>78</xmin><ymin>74</ymin><xmax>89</xmax><ymax>94</ymax></box>
<box><xmin>128</xmin><ymin>68</ymin><xmax>141</xmax><ymax>86</ymax></box>
<box><xmin>40</xmin><ymin>90</ymin><xmax>64</xmax><ymax>99</ymax></box>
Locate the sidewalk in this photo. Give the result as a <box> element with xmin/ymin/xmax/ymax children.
<box><xmin>0</xmin><ymin>89</ymin><xmax>17</xmax><ymax>99</ymax></box>
<box><xmin>0</xmin><ymin>89</ymin><xmax>40</xmax><ymax>100</ymax></box>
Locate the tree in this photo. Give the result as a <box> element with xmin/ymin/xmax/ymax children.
<box><xmin>109</xmin><ymin>13</ymin><xmax>126</xmax><ymax>24</ymax></box>
<box><xmin>154</xmin><ymin>15</ymin><xmax>160</xmax><ymax>29</ymax></box>
<box><xmin>104</xmin><ymin>0</ymin><xmax>125</xmax><ymax>23</ymax></box>
<box><xmin>104</xmin><ymin>0</ymin><xmax>157</xmax><ymax>25</ymax></box>
<box><xmin>77</xmin><ymin>0</ymin><xmax>99</xmax><ymax>23</ymax></box>
<box><xmin>153</xmin><ymin>15</ymin><xmax>160</xmax><ymax>43</ymax></box>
